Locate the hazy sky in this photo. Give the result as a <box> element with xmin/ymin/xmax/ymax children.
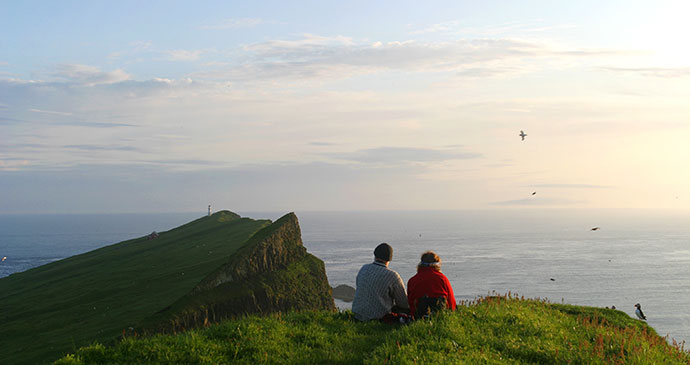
<box><xmin>2</xmin><ymin>0</ymin><xmax>690</xmax><ymax>214</ymax></box>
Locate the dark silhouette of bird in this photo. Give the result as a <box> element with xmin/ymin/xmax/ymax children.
<box><xmin>519</xmin><ymin>130</ymin><xmax>527</xmax><ymax>141</ymax></box>
<box><xmin>591</xmin><ymin>227</ymin><xmax>600</xmax><ymax>231</ymax></box>
<box><xmin>634</xmin><ymin>303</ymin><xmax>646</xmax><ymax>320</ymax></box>
<box><xmin>550</xmin><ymin>278</ymin><xmax>555</xmax><ymax>281</ymax></box>
<box><xmin>531</xmin><ymin>191</ymin><xmax>536</xmax><ymax>196</ymax></box>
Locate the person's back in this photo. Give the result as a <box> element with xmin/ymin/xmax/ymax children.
<box><xmin>407</xmin><ymin>251</ymin><xmax>456</xmax><ymax>319</ymax></box>
<box><xmin>352</xmin><ymin>243</ymin><xmax>408</xmax><ymax>321</ymax></box>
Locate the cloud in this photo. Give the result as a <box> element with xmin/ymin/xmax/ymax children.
<box><xmin>309</xmin><ymin>141</ymin><xmax>336</xmax><ymax>146</ymax></box>
<box><xmin>193</xmin><ymin>35</ymin><xmax>547</xmax><ymax>81</ymax></box>
<box><xmin>63</xmin><ymin>144</ymin><xmax>139</xmax><ymax>152</ymax></box>
<box><xmin>600</xmin><ymin>66</ymin><xmax>690</xmax><ymax>78</ymax></box>
<box><xmin>130</xmin><ymin>40</ymin><xmax>153</xmax><ymax>51</ymax></box>
<box><xmin>529</xmin><ymin>183</ymin><xmax>612</xmax><ymax>189</ymax></box>
<box><xmin>492</xmin><ymin>197</ymin><xmax>584</xmax><ymax>206</ymax></box>
<box><xmin>52</xmin><ymin>64</ymin><xmax>131</xmax><ymax>85</ymax></box>
<box><xmin>329</xmin><ymin>147</ymin><xmax>481</xmax><ymax>164</ymax></box>
<box><xmin>409</xmin><ymin>21</ymin><xmax>462</xmax><ymax>35</ymax></box>
<box><xmin>201</xmin><ymin>18</ymin><xmax>272</xmax><ymax>30</ymax></box>
<box><xmin>166</xmin><ymin>49</ymin><xmax>204</xmax><ymax>61</ymax></box>
<box><xmin>196</xmin><ymin>34</ymin><xmax>625</xmax><ymax>83</ymax></box>
<box><xmin>0</xmin><ymin>160</ymin><xmax>451</xmax><ymax>212</ymax></box>
<box><xmin>29</xmin><ymin>108</ymin><xmax>74</xmax><ymax>116</ymax></box>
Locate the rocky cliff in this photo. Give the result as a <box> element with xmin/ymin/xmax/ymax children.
<box><xmin>143</xmin><ymin>212</ymin><xmax>335</xmax><ymax>333</ymax></box>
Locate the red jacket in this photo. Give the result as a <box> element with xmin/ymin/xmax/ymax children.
<box><xmin>407</xmin><ymin>267</ymin><xmax>456</xmax><ymax>317</ymax></box>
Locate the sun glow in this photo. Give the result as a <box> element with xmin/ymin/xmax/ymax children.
<box><xmin>635</xmin><ymin>2</ymin><xmax>690</xmax><ymax>67</ymax></box>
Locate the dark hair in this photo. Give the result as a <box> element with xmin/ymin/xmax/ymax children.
<box><xmin>417</xmin><ymin>251</ymin><xmax>441</xmax><ymax>272</ymax></box>
<box><xmin>374</xmin><ymin>243</ymin><xmax>393</xmax><ymax>262</ymax></box>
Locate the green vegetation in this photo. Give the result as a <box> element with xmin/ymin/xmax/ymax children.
<box><xmin>57</xmin><ymin>295</ymin><xmax>689</xmax><ymax>364</ymax></box>
<box><xmin>0</xmin><ymin>211</ymin><xmax>270</xmax><ymax>364</ymax></box>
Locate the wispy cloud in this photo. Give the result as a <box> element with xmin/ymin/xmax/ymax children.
<box><xmin>165</xmin><ymin>49</ymin><xmax>205</xmax><ymax>61</ymax></box>
<box><xmin>329</xmin><ymin>147</ymin><xmax>481</xmax><ymax>164</ymax></box>
<box><xmin>201</xmin><ymin>18</ymin><xmax>272</xmax><ymax>30</ymax></box>
<box><xmin>529</xmin><ymin>183</ymin><xmax>613</xmax><ymax>189</ymax></box>
<box><xmin>52</xmin><ymin>64</ymin><xmax>130</xmax><ymax>85</ymax></box>
<box><xmin>492</xmin><ymin>197</ymin><xmax>584</xmax><ymax>206</ymax></box>
<box><xmin>29</xmin><ymin>108</ymin><xmax>74</xmax><ymax>116</ymax></box>
<box><xmin>600</xmin><ymin>66</ymin><xmax>690</xmax><ymax>78</ymax></box>
<box><xmin>309</xmin><ymin>141</ymin><xmax>336</xmax><ymax>146</ymax></box>
<box><xmin>63</xmin><ymin>144</ymin><xmax>139</xmax><ymax>152</ymax></box>
<box><xmin>197</xmin><ymin>34</ymin><xmax>624</xmax><ymax>82</ymax></box>
<box><xmin>409</xmin><ymin>21</ymin><xmax>461</xmax><ymax>35</ymax></box>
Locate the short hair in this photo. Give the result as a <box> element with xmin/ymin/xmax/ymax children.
<box><xmin>417</xmin><ymin>251</ymin><xmax>441</xmax><ymax>272</ymax></box>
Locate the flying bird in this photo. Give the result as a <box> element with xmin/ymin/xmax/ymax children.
<box><xmin>1</xmin><ymin>256</ymin><xmax>5</xmax><ymax>262</ymax></box>
<box><xmin>591</xmin><ymin>227</ymin><xmax>600</xmax><ymax>231</ymax></box>
<box><xmin>634</xmin><ymin>303</ymin><xmax>646</xmax><ymax>320</ymax></box>
<box><xmin>531</xmin><ymin>191</ymin><xmax>536</xmax><ymax>196</ymax></box>
<box><xmin>519</xmin><ymin>130</ymin><xmax>527</xmax><ymax>141</ymax></box>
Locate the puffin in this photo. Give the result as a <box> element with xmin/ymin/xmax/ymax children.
<box><xmin>634</xmin><ymin>303</ymin><xmax>646</xmax><ymax>320</ymax></box>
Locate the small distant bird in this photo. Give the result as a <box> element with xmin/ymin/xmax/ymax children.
<box><xmin>611</xmin><ymin>305</ymin><xmax>616</xmax><ymax>310</ymax></box>
<box><xmin>550</xmin><ymin>278</ymin><xmax>555</xmax><ymax>281</ymax></box>
<box><xmin>591</xmin><ymin>227</ymin><xmax>600</xmax><ymax>231</ymax></box>
<box><xmin>634</xmin><ymin>303</ymin><xmax>646</xmax><ymax>320</ymax></box>
<box><xmin>519</xmin><ymin>130</ymin><xmax>527</xmax><ymax>141</ymax></box>
<box><xmin>531</xmin><ymin>191</ymin><xmax>536</xmax><ymax>196</ymax></box>
<box><xmin>1</xmin><ymin>256</ymin><xmax>5</xmax><ymax>262</ymax></box>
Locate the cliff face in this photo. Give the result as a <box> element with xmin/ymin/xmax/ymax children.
<box><xmin>145</xmin><ymin>212</ymin><xmax>335</xmax><ymax>332</ymax></box>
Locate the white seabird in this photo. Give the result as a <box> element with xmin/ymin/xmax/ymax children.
<box><xmin>519</xmin><ymin>130</ymin><xmax>527</xmax><ymax>141</ymax></box>
<box><xmin>634</xmin><ymin>303</ymin><xmax>646</xmax><ymax>320</ymax></box>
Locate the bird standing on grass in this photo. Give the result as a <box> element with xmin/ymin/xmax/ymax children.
<box><xmin>634</xmin><ymin>303</ymin><xmax>647</xmax><ymax>320</ymax></box>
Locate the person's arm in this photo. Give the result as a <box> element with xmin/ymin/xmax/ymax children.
<box><xmin>443</xmin><ymin>274</ymin><xmax>457</xmax><ymax>310</ymax></box>
<box><xmin>407</xmin><ymin>278</ymin><xmax>416</xmax><ymax>316</ymax></box>
<box><xmin>391</xmin><ymin>273</ymin><xmax>409</xmax><ymax>309</ymax></box>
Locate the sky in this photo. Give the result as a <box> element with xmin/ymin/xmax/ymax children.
<box><xmin>2</xmin><ymin>0</ymin><xmax>690</xmax><ymax>214</ymax></box>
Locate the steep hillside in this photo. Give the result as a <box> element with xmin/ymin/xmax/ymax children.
<box><xmin>141</xmin><ymin>212</ymin><xmax>336</xmax><ymax>333</ymax></box>
<box><xmin>0</xmin><ymin>211</ymin><xmax>272</xmax><ymax>364</ymax></box>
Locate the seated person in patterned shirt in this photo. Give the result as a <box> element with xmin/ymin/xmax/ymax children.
<box><xmin>407</xmin><ymin>251</ymin><xmax>457</xmax><ymax>319</ymax></box>
<box><xmin>352</xmin><ymin>243</ymin><xmax>410</xmax><ymax>321</ymax></box>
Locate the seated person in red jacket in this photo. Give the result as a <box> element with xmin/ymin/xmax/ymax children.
<box><xmin>407</xmin><ymin>251</ymin><xmax>457</xmax><ymax>319</ymax></box>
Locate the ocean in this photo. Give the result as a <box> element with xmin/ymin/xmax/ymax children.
<box><xmin>1</xmin><ymin>210</ymin><xmax>688</xmax><ymax>345</ymax></box>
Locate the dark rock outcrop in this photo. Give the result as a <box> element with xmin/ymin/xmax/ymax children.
<box><xmin>332</xmin><ymin>284</ymin><xmax>356</xmax><ymax>302</ymax></box>
<box><xmin>143</xmin><ymin>212</ymin><xmax>335</xmax><ymax>333</ymax></box>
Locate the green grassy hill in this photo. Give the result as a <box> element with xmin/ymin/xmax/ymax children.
<box><xmin>0</xmin><ymin>211</ymin><xmax>270</xmax><ymax>364</ymax></box>
<box><xmin>56</xmin><ymin>295</ymin><xmax>690</xmax><ymax>364</ymax></box>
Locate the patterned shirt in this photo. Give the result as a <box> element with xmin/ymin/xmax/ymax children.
<box><xmin>352</xmin><ymin>261</ymin><xmax>409</xmax><ymax>321</ymax></box>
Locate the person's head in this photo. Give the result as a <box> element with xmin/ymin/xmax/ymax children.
<box><xmin>374</xmin><ymin>243</ymin><xmax>393</xmax><ymax>263</ymax></box>
<box><xmin>417</xmin><ymin>251</ymin><xmax>441</xmax><ymax>272</ymax></box>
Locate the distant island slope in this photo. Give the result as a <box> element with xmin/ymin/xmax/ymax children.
<box><xmin>0</xmin><ymin>211</ymin><xmax>334</xmax><ymax>364</ymax></box>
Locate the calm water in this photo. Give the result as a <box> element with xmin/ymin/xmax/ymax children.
<box><xmin>1</xmin><ymin>210</ymin><xmax>688</xmax><ymax>344</ymax></box>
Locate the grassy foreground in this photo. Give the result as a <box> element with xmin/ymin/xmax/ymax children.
<box><xmin>56</xmin><ymin>295</ymin><xmax>689</xmax><ymax>364</ymax></box>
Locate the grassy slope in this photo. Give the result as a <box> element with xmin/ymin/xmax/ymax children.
<box><xmin>0</xmin><ymin>211</ymin><xmax>270</xmax><ymax>364</ymax></box>
<box><xmin>57</xmin><ymin>296</ymin><xmax>689</xmax><ymax>364</ymax></box>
